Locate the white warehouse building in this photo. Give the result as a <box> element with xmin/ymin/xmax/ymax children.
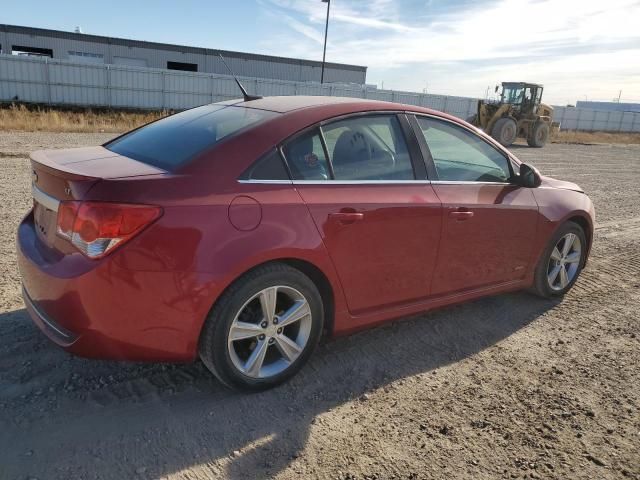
<box><xmin>0</xmin><ymin>24</ymin><xmax>367</xmax><ymax>84</ymax></box>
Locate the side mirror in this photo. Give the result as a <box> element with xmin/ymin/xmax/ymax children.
<box><xmin>519</xmin><ymin>163</ymin><xmax>542</xmax><ymax>188</ymax></box>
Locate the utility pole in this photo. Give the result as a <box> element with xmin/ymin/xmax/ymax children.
<box><xmin>320</xmin><ymin>0</ymin><xmax>331</xmax><ymax>84</ymax></box>
<box><xmin>617</xmin><ymin>90</ymin><xmax>622</xmax><ymax>103</ymax></box>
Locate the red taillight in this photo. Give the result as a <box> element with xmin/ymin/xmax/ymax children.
<box><xmin>56</xmin><ymin>201</ymin><xmax>162</xmax><ymax>259</ymax></box>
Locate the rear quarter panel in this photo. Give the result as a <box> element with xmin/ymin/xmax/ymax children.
<box><xmin>88</xmin><ymin>179</ymin><xmax>348</xmax><ymax>346</ymax></box>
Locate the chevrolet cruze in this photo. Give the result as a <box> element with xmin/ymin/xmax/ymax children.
<box><xmin>17</xmin><ymin>96</ymin><xmax>594</xmax><ymax>391</ymax></box>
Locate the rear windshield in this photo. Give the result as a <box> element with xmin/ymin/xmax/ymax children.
<box><xmin>105</xmin><ymin>105</ymin><xmax>277</xmax><ymax>171</ymax></box>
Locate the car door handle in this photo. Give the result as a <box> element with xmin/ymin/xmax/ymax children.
<box><xmin>449</xmin><ymin>209</ymin><xmax>474</xmax><ymax>221</ymax></box>
<box><xmin>329</xmin><ymin>212</ymin><xmax>364</xmax><ymax>225</ymax></box>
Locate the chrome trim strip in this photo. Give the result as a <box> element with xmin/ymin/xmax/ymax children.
<box><xmin>430</xmin><ymin>180</ymin><xmax>512</xmax><ymax>186</ymax></box>
<box><xmin>293</xmin><ymin>180</ymin><xmax>432</xmax><ymax>185</ymax></box>
<box><xmin>237</xmin><ymin>179</ymin><xmax>293</xmax><ymax>185</ymax></box>
<box><xmin>32</xmin><ymin>184</ymin><xmax>60</xmax><ymax>212</ymax></box>
<box><xmin>237</xmin><ymin>179</ymin><xmax>433</xmax><ymax>185</ymax></box>
<box><xmin>22</xmin><ymin>286</ymin><xmax>75</xmax><ymax>341</ymax></box>
<box><xmin>237</xmin><ymin>179</ymin><xmax>513</xmax><ymax>186</ymax></box>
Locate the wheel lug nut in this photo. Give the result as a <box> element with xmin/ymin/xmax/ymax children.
<box><xmin>259</xmin><ymin>334</ymin><xmax>266</xmax><ymax>340</ymax></box>
<box><xmin>277</xmin><ymin>327</ymin><xmax>283</xmax><ymax>334</ymax></box>
<box><xmin>261</xmin><ymin>321</ymin><xmax>268</xmax><ymax>328</ymax></box>
<box><xmin>268</xmin><ymin>338</ymin><xmax>275</xmax><ymax>344</ymax></box>
<box><xmin>273</xmin><ymin>317</ymin><xmax>279</xmax><ymax>325</ymax></box>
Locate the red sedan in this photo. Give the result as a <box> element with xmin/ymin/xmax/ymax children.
<box><xmin>17</xmin><ymin>96</ymin><xmax>594</xmax><ymax>391</ymax></box>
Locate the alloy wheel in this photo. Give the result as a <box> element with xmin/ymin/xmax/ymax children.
<box><xmin>227</xmin><ymin>286</ymin><xmax>312</xmax><ymax>379</ymax></box>
<box><xmin>547</xmin><ymin>233</ymin><xmax>582</xmax><ymax>291</ymax></box>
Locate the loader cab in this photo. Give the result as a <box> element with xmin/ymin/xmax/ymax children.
<box><xmin>500</xmin><ymin>82</ymin><xmax>543</xmax><ymax>115</ymax></box>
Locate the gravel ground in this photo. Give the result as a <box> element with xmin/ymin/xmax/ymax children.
<box><xmin>0</xmin><ymin>132</ymin><xmax>638</xmax><ymax>480</ymax></box>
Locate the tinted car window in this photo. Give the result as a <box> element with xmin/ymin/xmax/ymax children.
<box><xmin>282</xmin><ymin>129</ymin><xmax>330</xmax><ymax>180</ymax></box>
<box><xmin>322</xmin><ymin>115</ymin><xmax>414</xmax><ymax>180</ymax></box>
<box><xmin>416</xmin><ymin>117</ymin><xmax>511</xmax><ymax>182</ymax></box>
<box><xmin>106</xmin><ymin>105</ymin><xmax>277</xmax><ymax>171</ymax></box>
<box><xmin>241</xmin><ymin>150</ymin><xmax>290</xmax><ymax>181</ymax></box>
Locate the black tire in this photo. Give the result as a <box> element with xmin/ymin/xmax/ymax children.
<box><xmin>527</xmin><ymin>121</ymin><xmax>550</xmax><ymax>147</ymax></box>
<box><xmin>491</xmin><ymin>117</ymin><xmax>518</xmax><ymax>146</ymax></box>
<box><xmin>531</xmin><ymin>221</ymin><xmax>587</xmax><ymax>298</ymax></box>
<box><xmin>199</xmin><ymin>263</ymin><xmax>324</xmax><ymax>391</ymax></box>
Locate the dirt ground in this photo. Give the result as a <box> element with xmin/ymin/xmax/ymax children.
<box><xmin>0</xmin><ymin>132</ymin><xmax>638</xmax><ymax>480</ymax></box>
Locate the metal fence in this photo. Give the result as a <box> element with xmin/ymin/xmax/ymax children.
<box><xmin>551</xmin><ymin>105</ymin><xmax>639</xmax><ymax>132</ymax></box>
<box><xmin>2</xmin><ymin>54</ymin><xmax>639</xmax><ymax>132</ymax></box>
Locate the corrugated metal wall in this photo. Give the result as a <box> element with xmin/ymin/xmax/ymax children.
<box><xmin>576</xmin><ymin>100</ymin><xmax>640</xmax><ymax>113</ymax></box>
<box><xmin>2</xmin><ymin>55</ymin><xmax>639</xmax><ymax>132</ymax></box>
<box><xmin>552</xmin><ymin>106</ymin><xmax>640</xmax><ymax>132</ymax></box>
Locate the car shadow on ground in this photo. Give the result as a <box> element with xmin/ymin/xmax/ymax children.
<box><xmin>0</xmin><ymin>291</ymin><xmax>561</xmax><ymax>479</ymax></box>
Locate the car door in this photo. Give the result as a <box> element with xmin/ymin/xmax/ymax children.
<box><xmin>411</xmin><ymin>114</ymin><xmax>539</xmax><ymax>295</ymax></box>
<box><xmin>281</xmin><ymin>113</ymin><xmax>442</xmax><ymax>314</ymax></box>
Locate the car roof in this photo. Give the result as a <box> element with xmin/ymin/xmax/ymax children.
<box><xmin>185</xmin><ymin>95</ymin><xmax>519</xmax><ymax>175</ymax></box>
<box><xmin>221</xmin><ymin>95</ymin><xmax>417</xmax><ymax>114</ymax></box>
<box><xmin>216</xmin><ymin>95</ymin><xmax>471</xmax><ymax>145</ymax></box>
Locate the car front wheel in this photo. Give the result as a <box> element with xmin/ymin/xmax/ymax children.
<box><xmin>199</xmin><ymin>263</ymin><xmax>324</xmax><ymax>391</ymax></box>
<box><xmin>532</xmin><ymin>221</ymin><xmax>587</xmax><ymax>297</ymax></box>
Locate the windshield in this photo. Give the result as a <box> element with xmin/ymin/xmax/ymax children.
<box><xmin>501</xmin><ymin>85</ymin><xmax>524</xmax><ymax>105</ymax></box>
<box><xmin>105</xmin><ymin>105</ymin><xmax>277</xmax><ymax>171</ymax></box>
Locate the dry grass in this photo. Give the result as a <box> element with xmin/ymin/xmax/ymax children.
<box><xmin>0</xmin><ymin>104</ymin><xmax>169</xmax><ymax>133</ymax></box>
<box><xmin>1</xmin><ymin>103</ymin><xmax>639</xmax><ymax>145</ymax></box>
<box><xmin>551</xmin><ymin>130</ymin><xmax>640</xmax><ymax>145</ymax></box>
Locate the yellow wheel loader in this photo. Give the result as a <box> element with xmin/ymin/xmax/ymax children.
<box><xmin>467</xmin><ymin>82</ymin><xmax>553</xmax><ymax>148</ymax></box>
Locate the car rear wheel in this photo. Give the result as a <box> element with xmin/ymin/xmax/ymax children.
<box><xmin>199</xmin><ymin>263</ymin><xmax>324</xmax><ymax>391</ymax></box>
<box><xmin>491</xmin><ymin>117</ymin><xmax>518</xmax><ymax>146</ymax></box>
<box><xmin>531</xmin><ymin>221</ymin><xmax>586</xmax><ymax>297</ymax></box>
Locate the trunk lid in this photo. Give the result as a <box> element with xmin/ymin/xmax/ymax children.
<box><xmin>30</xmin><ymin>147</ymin><xmax>165</xmax><ymax>250</ymax></box>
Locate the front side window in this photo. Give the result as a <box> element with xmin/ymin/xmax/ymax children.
<box><xmin>416</xmin><ymin>117</ymin><xmax>512</xmax><ymax>182</ymax></box>
<box><xmin>106</xmin><ymin>105</ymin><xmax>277</xmax><ymax>171</ymax></box>
<box><xmin>322</xmin><ymin>115</ymin><xmax>414</xmax><ymax>181</ymax></box>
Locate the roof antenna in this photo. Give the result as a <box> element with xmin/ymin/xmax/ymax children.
<box><xmin>218</xmin><ymin>54</ymin><xmax>262</xmax><ymax>102</ymax></box>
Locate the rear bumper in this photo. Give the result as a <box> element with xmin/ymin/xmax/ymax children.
<box><xmin>22</xmin><ymin>286</ymin><xmax>79</xmax><ymax>347</ymax></box>
<box><xmin>17</xmin><ymin>212</ymin><xmax>217</xmax><ymax>362</ymax></box>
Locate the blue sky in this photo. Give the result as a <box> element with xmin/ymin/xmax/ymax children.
<box><xmin>4</xmin><ymin>0</ymin><xmax>640</xmax><ymax>104</ymax></box>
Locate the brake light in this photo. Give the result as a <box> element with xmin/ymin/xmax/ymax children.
<box><xmin>56</xmin><ymin>201</ymin><xmax>162</xmax><ymax>258</ymax></box>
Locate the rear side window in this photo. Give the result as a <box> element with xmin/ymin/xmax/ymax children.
<box><xmin>106</xmin><ymin>105</ymin><xmax>277</xmax><ymax>171</ymax></box>
<box><xmin>280</xmin><ymin>115</ymin><xmax>415</xmax><ymax>182</ymax></box>
<box><xmin>240</xmin><ymin>150</ymin><xmax>290</xmax><ymax>181</ymax></box>
<box><xmin>322</xmin><ymin>115</ymin><xmax>414</xmax><ymax>180</ymax></box>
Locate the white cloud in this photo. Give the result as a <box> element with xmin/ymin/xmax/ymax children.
<box><xmin>258</xmin><ymin>0</ymin><xmax>640</xmax><ymax>104</ymax></box>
